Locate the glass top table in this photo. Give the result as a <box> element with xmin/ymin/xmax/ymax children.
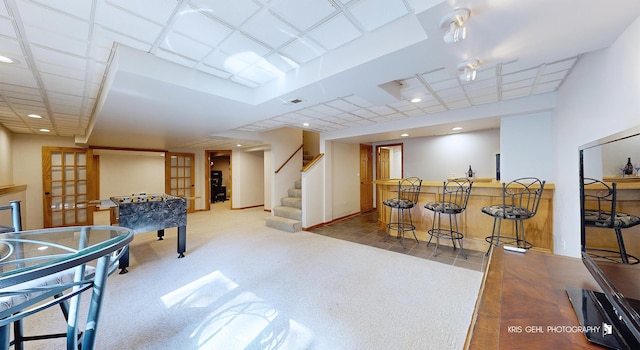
<box><xmin>0</xmin><ymin>225</ymin><xmax>133</xmax><ymax>350</ymax></box>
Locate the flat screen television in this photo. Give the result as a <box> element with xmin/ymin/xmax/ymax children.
<box><xmin>567</xmin><ymin>125</ymin><xmax>640</xmax><ymax>349</ymax></box>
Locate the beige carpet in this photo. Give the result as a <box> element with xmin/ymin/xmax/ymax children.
<box><xmin>20</xmin><ymin>203</ymin><xmax>482</xmax><ymax>349</ymax></box>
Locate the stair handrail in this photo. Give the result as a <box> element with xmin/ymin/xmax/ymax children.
<box><xmin>275</xmin><ymin>144</ymin><xmax>304</xmax><ymax>174</ymax></box>
<box><xmin>301</xmin><ymin>153</ymin><xmax>324</xmax><ymax>172</ymax></box>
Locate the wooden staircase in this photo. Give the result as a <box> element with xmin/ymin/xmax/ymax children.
<box><xmin>266</xmin><ymin>179</ymin><xmax>302</xmax><ymax>232</ymax></box>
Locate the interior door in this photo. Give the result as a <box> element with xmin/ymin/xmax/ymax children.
<box><xmin>377</xmin><ymin>147</ymin><xmax>390</xmax><ymax>179</ymax></box>
<box><xmin>42</xmin><ymin>147</ymin><xmax>94</xmax><ymax>228</ymax></box>
<box><xmin>360</xmin><ymin>144</ymin><xmax>374</xmax><ymax>213</ymax></box>
<box><xmin>166</xmin><ymin>152</ymin><xmax>195</xmax><ymax>213</ymax></box>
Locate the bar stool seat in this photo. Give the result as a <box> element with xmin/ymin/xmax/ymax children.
<box><xmin>383</xmin><ymin>177</ymin><xmax>422</xmax><ymax>248</ymax></box>
<box><xmin>424</xmin><ymin>178</ymin><xmax>472</xmax><ymax>258</ymax></box>
<box><xmin>483</xmin><ymin>177</ymin><xmax>545</xmax><ymax>255</ymax></box>
<box><xmin>583</xmin><ymin>178</ymin><xmax>640</xmax><ymax>264</ymax></box>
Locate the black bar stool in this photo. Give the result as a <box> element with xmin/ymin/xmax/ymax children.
<box><xmin>383</xmin><ymin>177</ymin><xmax>422</xmax><ymax>248</ymax></box>
<box><xmin>424</xmin><ymin>178</ymin><xmax>472</xmax><ymax>259</ymax></box>
<box><xmin>483</xmin><ymin>177</ymin><xmax>545</xmax><ymax>255</ymax></box>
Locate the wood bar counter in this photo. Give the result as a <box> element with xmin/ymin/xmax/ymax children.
<box><xmin>465</xmin><ymin>248</ymin><xmax>603</xmax><ymax>349</ymax></box>
<box><xmin>376</xmin><ymin>179</ymin><xmax>555</xmax><ymax>253</ymax></box>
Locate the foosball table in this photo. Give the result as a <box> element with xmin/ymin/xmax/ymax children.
<box><xmin>98</xmin><ymin>193</ymin><xmax>187</xmax><ymax>273</ymax></box>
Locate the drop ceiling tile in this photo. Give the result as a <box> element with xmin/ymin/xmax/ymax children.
<box><xmin>502</xmin><ymin>87</ymin><xmax>531</xmax><ymax>100</ymax></box>
<box><xmin>270</xmin><ymin>0</ymin><xmax>336</xmax><ymax>31</ymax></box>
<box><xmin>31</xmin><ymin>46</ymin><xmax>87</xmax><ymax>70</ymax></box>
<box><xmin>230</xmin><ymin>75</ymin><xmax>260</xmax><ymax>88</ymax></box>
<box><xmin>342</xmin><ymin>95</ymin><xmax>374</xmax><ymax>107</ymax></box>
<box><xmin>91</xmin><ymin>27</ymin><xmax>151</xmax><ymax>58</ymax></box>
<box><xmin>471</xmin><ymin>95</ymin><xmax>500</xmax><ymax>105</ymax></box>
<box><xmin>399</xmin><ymin>77</ymin><xmax>422</xmax><ymax>89</ymax></box>
<box><xmin>325</xmin><ymin>99</ymin><xmax>357</xmax><ymax>112</ymax></box>
<box><xmin>349</xmin><ymin>0</ymin><xmax>409</xmax><ymax>31</ymax></box>
<box><xmin>155</xmin><ymin>49</ymin><xmax>198</xmax><ymax>68</ymax></box>
<box><xmin>172</xmin><ymin>9</ymin><xmax>232</xmax><ymax>47</ymax></box>
<box><xmin>0</xmin><ymin>16</ymin><xmax>16</xmax><ymax>38</ymax></box>
<box><xmin>31</xmin><ymin>0</ymin><xmax>92</xmax><ymax>18</ymax></box>
<box><xmin>502</xmin><ymin>68</ymin><xmax>539</xmax><ymax>83</ymax></box>
<box><xmin>242</xmin><ymin>9</ymin><xmax>298</xmax><ymax>48</ymax></box>
<box><xmin>352</xmin><ymin>109</ymin><xmax>377</xmax><ymax>118</ymax></box>
<box><xmin>23</xmin><ymin>27</ymin><xmax>88</xmax><ymax>56</ymax></box>
<box><xmin>219</xmin><ymin>31</ymin><xmax>269</xmax><ymax>57</ymax></box>
<box><xmin>423</xmin><ymin>105</ymin><xmax>447</xmax><ymax>114</ymax></box>
<box><xmin>190</xmin><ymin>0</ymin><xmax>260</xmax><ymax>27</ymax></box>
<box><xmin>264</xmin><ymin>53</ymin><xmax>299</xmax><ymax>73</ymax></box>
<box><xmin>543</xmin><ymin>57</ymin><xmax>577</xmax><ymax>73</ymax></box>
<box><xmin>462</xmin><ymin>78</ymin><xmax>497</xmax><ymax>91</ymax></box>
<box><xmin>532</xmin><ymin>81</ymin><xmax>561</xmax><ymax>93</ymax></box>
<box><xmin>308</xmin><ymin>13</ymin><xmax>360</xmax><ymax>50</ymax></box>
<box><xmin>368</xmin><ymin>105</ymin><xmax>395</xmax><ymax>114</ymax></box>
<box><xmin>503</xmin><ymin>78</ymin><xmax>535</xmax><ymax>91</ymax></box>
<box><xmin>162</xmin><ymin>31</ymin><xmax>213</xmax><ymax>60</ymax></box>
<box><xmin>280</xmin><ymin>36</ymin><xmax>325</xmax><ymax>63</ymax></box>
<box><xmin>40</xmin><ymin>73</ymin><xmax>85</xmax><ymax>95</ymax></box>
<box><xmin>95</xmin><ymin>2</ymin><xmax>163</xmax><ymax>44</ymax></box>
<box><xmin>17</xmin><ymin>2</ymin><xmax>90</xmax><ymax>41</ymax></box>
<box><xmin>428</xmin><ymin>78</ymin><xmax>459</xmax><ymax>91</ymax></box>
<box><xmin>446</xmin><ymin>100</ymin><xmax>472</xmax><ymax>109</ymax></box>
<box><xmin>0</xmin><ymin>36</ymin><xmax>23</xmax><ymax>58</ymax></box>
<box><xmin>1</xmin><ymin>66</ymin><xmax>40</xmax><ymax>87</ymax></box>
<box><xmin>421</xmin><ymin>68</ymin><xmax>451</xmax><ymax>83</ymax></box>
<box><xmin>434</xmin><ymin>86</ymin><xmax>465</xmax><ymax>98</ymax></box>
<box><xmin>538</xmin><ymin>71</ymin><xmax>568</xmax><ymax>83</ymax></box>
<box><xmin>106</xmin><ymin>0</ymin><xmax>176</xmax><ymax>24</ymax></box>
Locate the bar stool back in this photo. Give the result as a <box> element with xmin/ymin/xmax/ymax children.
<box><xmin>383</xmin><ymin>177</ymin><xmax>422</xmax><ymax>248</ymax></box>
<box><xmin>482</xmin><ymin>177</ymin><xmax>545</xmax><ymax>255</ymax></box>
<box><xmin>424</xmin><ymin>178</ymin><xmax>472</xmax><ymax>258</ymax></box>
<box><xmin>583</xmin><ymin>178</ymin><xmax>640</xmax><ymax>264</ymax></box>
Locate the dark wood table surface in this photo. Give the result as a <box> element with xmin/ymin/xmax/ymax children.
<box><xmin>465</xmin><ymin>248</ymin><xmax>606</xmax><ymax>349</ymax></box>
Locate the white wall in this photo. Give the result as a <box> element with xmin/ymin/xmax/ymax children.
<box><xmin>261</xmin><ymin>128</ymin><xmax>302</xmax><ymax>211</ymax></box>
<box><xmin>0</xmin><ymin>125</ymin><xmax>12</xmax><ymax>186</ymax></box>
<box><xmin>331</xmin><ymin>142</ymin><xmax>360</xmax><ymax>219</ymax></box>
<box><xmin>401</xmin><ymin>129</ymin><xmax>500</xmax><ymax>180</ymax></box>
<box><xmin>263</xmin><ymin>150</ymin><xmax>272</xmax><ymax>211</ymax></box>
<box><xmin>500</xmin><ymin>112</ymin><xmax>554</xmax><ymax>183</ymax></box>
<box><xmin>98</xmin><ymin>151</ymin><xmax>165</xmax><ymax>198</ymax></box>
<box><xmin>553</xmin><ymin>17</ymin><xmax>640</xmax><ymax>257</ymax></box>
<box><xmin>231</xmin><ymin>150</ymin><xmax>264</xmax><ymax>208</ymax></box>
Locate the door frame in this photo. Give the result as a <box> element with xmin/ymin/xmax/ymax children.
<box><xmin>205</xmin><ymin>150</ymin><xmax>232</xmax><ymax>210</ymax></box>
<box><xmin>375</xmin><ymin>143</ymin><xmax>403</xmax><ymax>180</ymax></box>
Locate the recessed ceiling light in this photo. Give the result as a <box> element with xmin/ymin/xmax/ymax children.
<box><xmin>302</xmin><ymin>122</ymin><xmax>309</xmax><ymax>127</ymax></box>
<box><xmin>401</xmin><ymin>133</ymin><xmax>409</xmax><ymax>137</ymax></box>
<box><xmin>39</xmin><ymin>128</ymin><xmax>50</xmax><ymax>132</ymax></box>
<box><xmin>27</xmin><ymin>114</ymin><xmax>42</xmax><ymax>119</ymax></box>
<box><xmin>410</xmin><ymin>98</ymin><xmax>421</xmax><ymax>103</ymax></box>
<box><xmin>452</xmin><ymin>127</ymin><xmax>463</xmax><ymax>131</ymax></box>
<box><xmin>236</xmin><ymin>144</ymin><xmax>242</xmax><ymax>147</ymax></box>
<box><xmin>0</xmin><ymin>55</ymin><xmax>15</xmax><ymax>64</ymax></box>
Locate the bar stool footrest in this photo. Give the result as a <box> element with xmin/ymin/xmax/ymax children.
<box><xmin>428</xmin><ymin>228</ymin><xmax>464</xmax><ymax>240</ymax></box>
<box><xmin>485</xmin><ymin>236</ymin><xmax>532</xmax><ymax>250</ymax></box>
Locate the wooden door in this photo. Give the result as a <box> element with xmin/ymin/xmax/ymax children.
<box><xmin>377</xmin><ymin>147</ymin><xmax>390</xmax><ymax>179</ymax></box>
<box><xmin>166</xmin><ymin>152</ymin><xmax>195</xmax><ymax>213</ymax></box>
<box><xmin>360</xmin><ymin>144</ymin><xmax>374</xmax><ymax>213</ymax></box>
<box><xmin>42</xmin><ymin>147</ymin><xmax>94</xmax><ymax>227</ymax></box>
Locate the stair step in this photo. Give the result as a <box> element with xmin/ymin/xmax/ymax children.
<box><xmin>288</xmin><ymin>188</ymin><xmax>302</xmax><ymax>198</ymax></box>
<box><xmin>295</xmin><ymin>180</ymin><xmax>302</xmax><ymax>189</ymax></box>
<box><xmin>265</xmin><ymin>216</ymin><xmax>301</xmax><ymax>233</ymax></box>
<box><xmin>273</xmin><ymin>206</ymin><xmax>302</xmax><ymax>220</ymax></box>
<box><xmin>281</xmin><ymin>197</ymin><xmax>302</xmax><ymax>209</ymax></box>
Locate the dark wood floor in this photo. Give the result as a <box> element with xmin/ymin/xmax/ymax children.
<box><xmin>308</xmin><ymin>210</ymin><xmax>488</xmax><ymax>272</ymax></box>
